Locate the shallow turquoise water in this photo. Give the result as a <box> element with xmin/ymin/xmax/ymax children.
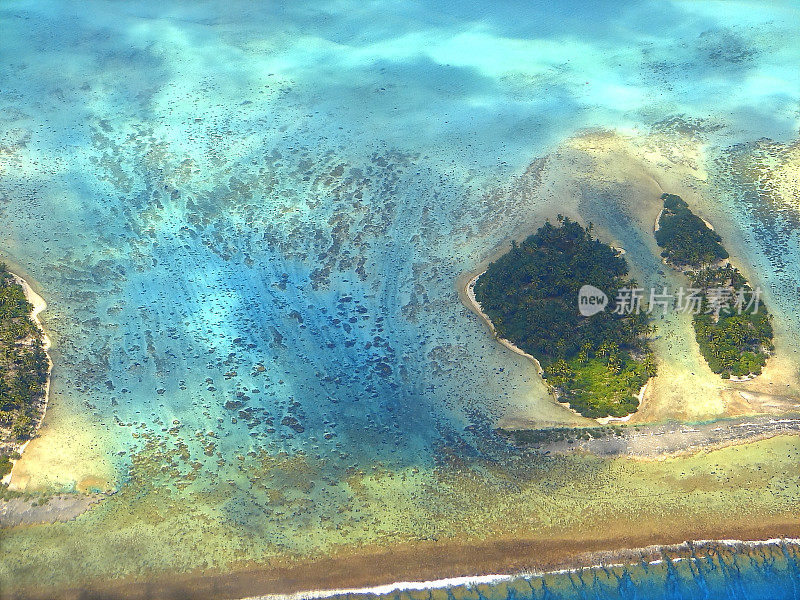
<box><xmin>1</xmin><ymin>0</ymin><xmax>800</xmax><ymax>595</ymax></box>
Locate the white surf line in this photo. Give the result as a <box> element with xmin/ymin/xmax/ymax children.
<box><xmin>244</xmin><ymin>538</ymin><xmax>800</xmax><ymax>600</ymax></box>
<box><xmin>1</xmin><ymin>271</ymin><xmax>53</xmax><ymax>486</ymax></box>
<box><xmin>245</xmin><ymin>574</ymin><xmax>517</xmax><ymax>600</ymax></box>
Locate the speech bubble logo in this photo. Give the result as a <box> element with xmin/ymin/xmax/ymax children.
<box><xmin>578</xmin><ymin>285</ymin><xmax>608</xmax><ymax>317</ymax></box>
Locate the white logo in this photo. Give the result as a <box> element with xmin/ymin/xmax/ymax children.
<box><xmin>578</xmin><ymin>285</ymin><xmax>608</xmax><ymax>317</ymax></box>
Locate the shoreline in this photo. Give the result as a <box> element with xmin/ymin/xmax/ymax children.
<box><xmin>22</xmin><ymin>524</ymin><xmax>800</xmax><ymax>600</ymax></box>
<box><xmin>464</xmin><ymin>272</ymin><xmax>544</xmax><ymax>376</ymax></box>
<box><xmin>654</xmin><ymin>208</ymin><xmax>664</xmax><ymax>233</ymax></box>
<box><xmin>463</xmin><ymin>270</ymin><xmax>639</xmax><ymax>425</ymax></box>
<box><xmin>246</xmin><ymin>537</ymin><xmax>800</xmax><ymax>600</ymax></box>
<box><xmin>1</xmin><ymin>271</ymin><xmax>53</xmax><ymax>487</ymax></box>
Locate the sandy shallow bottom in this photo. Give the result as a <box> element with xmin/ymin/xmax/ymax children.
<box><xmin>12</xmin><ymin>521</ymin><xmax>800</xmax><ymax>599</ymax></box>
<box><xmin>459</xmin><ymin>130</ymin><xmax>800</xmax><ymax>429</ymax></box>
<box><xmin>0</xmin><ymin>257</ymin><xmax>117</xmax><ymax>494</ymax></box>
<box><xmin>4</xmin><ymin>433</ymin><xmax>800</xmax><ymax>598</ymax></box>
<box><xmin>3</xmin><ymin>129</ymin><xmax>800</xmax><ymax>599</ymax></box>
<box><xmin>1</xmin><ymin>1</ymin><xmax>800</xmax><ymax>595</ymax></box>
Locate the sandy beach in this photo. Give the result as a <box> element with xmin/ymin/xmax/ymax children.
<box><xmin>463</xmin><ymin>272</ymin><xmax>544</xmax><ymax>376</ymax></box>
<box><xmin>654</xmin><ymin>199</ymin><xmax>772</xmax><ymax>387</ymax></box>
<box><xmin>3</xmin><ymin>128</ymin><xmax>800</xmax><ymax>599</ymax></box>
<box><xmin>3</xmin><ymin>1</ymin><xmax>800</xmax><ymax>597</ymax></box>
<box><xmin>462</xmin><ymin>266</ymin><xmax>647</xmax><ymax>426</ymax></box>
<box><xmin>456</xmin><ymin>129</ymin><xmax>800</xmax><ymax>429</ymax></box>
<box><xmin>559</xmin><ymin>130</ymin><xmax>799</xmax><ymax>422</ymax></box>
<box><xmin>654</xmin><ymin>208</ymin><xmax>664</xmax><ymax>233</ymax></box>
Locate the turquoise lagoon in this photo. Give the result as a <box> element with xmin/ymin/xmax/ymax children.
<box><xmin>1</xmin><ymin>0</ymin><xmax>800</xmax><ymax>597</ymax></box>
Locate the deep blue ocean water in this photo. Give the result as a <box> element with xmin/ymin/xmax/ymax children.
<box><xmin>326</xmin><ymin>542</ymin><xmax>800</xmax><ymax>600</ymax></box>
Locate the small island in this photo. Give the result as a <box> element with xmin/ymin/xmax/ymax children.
<box><xmin>473</xmin><ymin>217</ymin><xmax>655</xmax><ymax>419</ymax></box>
<box><xmin>655</xmin><ymin>193</ymin><xmax>773</xmax><ymax>379</ymax></box>
<box><xmin>0</xmin><ymin>264</ymin><xmax>50</xmax><ymax>479</ymax></box>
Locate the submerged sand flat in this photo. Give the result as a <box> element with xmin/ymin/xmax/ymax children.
<box><xmin>470</xmin><ymin>129</ymin><xmax>800</xmax><ymax>428</ymax></box>
<box><xmin>1</xmin><ymin>0</ymin><xmax>800</xmax><ymax>597</ymax></box>
<box><xmin>5</xmin><ymin>435</ymin><xmax>800</xmax><ymax>598</ymax></box>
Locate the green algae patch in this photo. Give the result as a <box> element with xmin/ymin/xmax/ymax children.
<box><xmin>2</xmin><ymin>432</ymin><xmax>800</xmax><ymax>595</ymax></box>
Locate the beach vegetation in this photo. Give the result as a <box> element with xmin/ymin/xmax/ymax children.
<box><xmin>0</xmin><ymin>263</ymin><xmax>49</xmax><ymax>468</ymax></box>
<box><xmin>474</xmin><ymin>217</ymin><xmax>654</xmax><ymax>418</ymax></box>
<box><xmin>655</xmin><ymin>194</ymin><xmax>773</xmax><ymax>378</ymax></box>
<box><xmin>655</xmin><ymin>193</ymin><xmax>729</xmax><ymax>267</ymax></box>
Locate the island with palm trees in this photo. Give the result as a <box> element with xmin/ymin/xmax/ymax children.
<box><xmin>0</xmin><ymin>264</ymin><xmax>50</xmax><ymax>479</ymax></box>
<box><xmin>655</xmin><ymin>193</ymin><xmax>773</xmax><ymax>379</ymax></box>
<box><xmin>473</xmin><ymin>217</ymin><xmax>656</xmax><ymax>419</ymax></box>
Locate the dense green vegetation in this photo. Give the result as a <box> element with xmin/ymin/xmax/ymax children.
<box><xmin>0</xmin><ymin>263</ymin><xmax>49</xmax><ymax>478</ymax></box>
<box><xmin>474</xmin><ymin>217</ymin><xmax>655</xmax><ymax>418</ymax></box>
<box><xmin>655</xmin><ymin>193</ymin><xmax>729</xmax><ymax>266</ymax></box>
<box><xmin>655</xmin><ymin>194</ymin><xmax>773</xmax><ymax>378</ymax></box>
<box><xmin>690</xmin><ymin>263</ymin><xmax>773</xmax><ymax>377</ymax></box>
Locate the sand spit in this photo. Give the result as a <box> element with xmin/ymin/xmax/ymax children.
<box><xmin>0</xmin><ymin>492</ymin><xmax>107</xmax><ymax>527</ymax></box>
<box><xmin>477</xmin><ymin>128</ymin><xmax>799</xmax><ymax>424</ymax></box>
<box><xmin>508</xmin><ymin>413</ymin><xmax>800</xmax><ymax>459</ymax></box>
<box><xmin>6</xmin><ymin>128</ymin><xmax>800</xmax><ymax>598</ymax></box>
